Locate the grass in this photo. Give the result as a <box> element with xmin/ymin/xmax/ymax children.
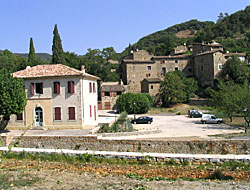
<box><xmin>0</xmin><ymin>172</ymin><xmax>41</xmax><ymax>189</ymax></box>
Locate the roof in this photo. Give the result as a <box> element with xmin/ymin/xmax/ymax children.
<box><xmin>142</xmin><ymin>78</ymin><xmax>163</xmax><ymax>83</ymax></box>
<box><xmin>225</xmin><ymin>52</ymin><xmax>246</xmax><ymax>57</ymax></box>
<box><xmin>153</xmin><ymin>54</ymin><xmax>192</xmax><ymax>59</ymax></box>
<box><xmin>194</xmin><ymin>50</ymin><xmax>224</xmax><ymax>57</ymax></box>
<box><xmin>12</xmin><ymin>64</ymin><xmax>100</xmax><ymax>80</ymax></box>
<box><xmin>101</xmin><ymin>85</ymin><xmax>126</xmax><ymax>92</ymax></box>
<box><xmin>122</xmin><ymin>59</ymin><xmax>155</xmax><ymax>63</ymax></box>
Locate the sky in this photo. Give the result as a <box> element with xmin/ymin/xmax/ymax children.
<box><xmin>0</xmin><ymin>0</ymin><xmax>249</xmax><ymax>55</ymax></box>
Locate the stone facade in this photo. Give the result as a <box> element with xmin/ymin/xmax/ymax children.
<box><xmin>120</xmin><ymin>50</ymin><xmax>192</xmax><ymax>96</ymax></box>
<box><xmin>100</xmin><ymin>82</ymin><xmax>126</xmax><ymax>110</ymax></box>
<box><xmin>119</xmin><ymin>42</ymin><xmax>247</xmax><ymax>92</ymax></box>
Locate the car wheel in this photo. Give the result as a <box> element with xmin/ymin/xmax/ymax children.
<box><xmin>217</xmin><ymin>121</ymin><xmax>221</xmax><ymax>124</ymax></box>
<box><xmin>202</xmin><ymin>121</ymin><xmax>206</xmax><ymax>124</ymax></box>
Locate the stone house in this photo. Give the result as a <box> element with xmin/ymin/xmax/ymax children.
<box><xmin>119</xmin><ymin>50</ymin><xmax>192</xmax><ymax>96</ymax></box>
<box><xmin>141</xmin><ymin>78</ymin><xmax>163</xmax><ymax>96</ymax></box>
<box><xmin>99</xmin><ymin>82</ymin><xmax>126</xmax><ymax>110</ymax></box>
<box><xmin>9</xmin><ymin>64</ymin><xmax>99</xmax><ymax>130</ymax></box>
<box><xmin>119</xmin><ymin>42</ymin><xmax>248</xmax><ymax>92</ymax></box>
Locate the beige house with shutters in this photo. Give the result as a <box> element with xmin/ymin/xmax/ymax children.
<box><xmin>9</xmin><ymin>64</ymin><xmax>99</xmax><ymax>130</ymax></box>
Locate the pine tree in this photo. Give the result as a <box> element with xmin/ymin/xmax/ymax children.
<box><xmin>52</xmin><ymin>24</ymin><xmax>64</xmax><ymax>64</ymax></box>
<box><xmin>28</xmin><ymin>37</ymin><xmax>36</xmax><ymax>64</ymax></box>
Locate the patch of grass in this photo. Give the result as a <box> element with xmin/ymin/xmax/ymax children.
<box><xmin>0</xmin><ymin>172</ymin><xmax>41</xmax><ymax>189</ymax></box>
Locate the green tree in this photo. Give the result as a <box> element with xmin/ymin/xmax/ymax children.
<box><xmin>160</xmin><ymin>72</ymin><xmax>186</xmax><ymax>107</ymax></box>
<box><xmin>52</xmin><ymin>24</ymin><xmax>64</xmax><ymax>64</ymax></box>
<box><xmin>116</xmin><ymin>93</ymin><xmax>150</xmax><ymax>114</ymax></box>
<box><xmin>28</xmin><ymin>37</ymin><xmax>36</xmax><ymax>64</ymax></box>
<box><xmin>222</xmin><ymin>56</ymin><xmax>249</xmax><ymax>84</ymax></box>
<box><xmin>211</xmin><ymin>81</ymin><xmax>243</xmax><ymax>122</ymax></box>
<box><xmin>0</xmin><ymin>71</ymin><xmax>26</xmax><ymax>129</ymax></box>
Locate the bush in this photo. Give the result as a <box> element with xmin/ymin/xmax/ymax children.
<box><xmin>97</xmin><ymin>112</ymin><xmax>133</xmax><ymax>133</ymax></box>
<box><xmin>116</xmin><ymin>93</ymin><xmax>150</xmax><ymax>114</ymax></box>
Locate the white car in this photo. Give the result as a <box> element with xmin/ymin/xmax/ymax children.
<box><xmin>201</xmin><ymin>114</ymin><xmax>223</xmax><ymax>124</ymax></box>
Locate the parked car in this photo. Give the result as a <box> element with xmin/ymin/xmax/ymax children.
<box><xmin>201</xmin><ymin>114</ymin><xmax>223</xmax><ymax>124</ymax></box>
<box><xmin>131</xmin><ymin>116</ymin><xmax>153</xmax><ymax>124</ymax></box>
<box><xmin>188</xmin><ymin>109</ymin><xmax>203</xmax><ymax>118</ymax></box>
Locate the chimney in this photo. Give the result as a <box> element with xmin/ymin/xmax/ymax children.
<box><xmin>81</xmin><ymin>65</ymin><xmax>85</xmax><ymax>73</ymax></box>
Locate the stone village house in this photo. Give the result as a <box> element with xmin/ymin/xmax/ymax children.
<box><xmin>118</xmin><ymin>42</ymin><xmax>247</xmax><ymax>96</ymax></box>
<box><xmin>9</xmin><ymin>64</ymin><xmax>99</xmax><ymax>129</ymax></box>
<box><xmin>99</xmin><ymin>81</ymin><xmax>126</xmax><ymax>110</ymax></box>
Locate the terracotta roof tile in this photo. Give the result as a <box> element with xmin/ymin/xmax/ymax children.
<box><xmin>101</xmin><ymin>85</ymin><xmax>125</xmax><ymax>92</ymax></box>
<box><xmin>13</xmin><ymin>64</ymin><xmax>100</xmax><ymax>80</ymax></box>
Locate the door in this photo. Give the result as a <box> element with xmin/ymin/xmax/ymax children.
<box><xmin>35</xmin><ymin>107</ymin><xmax>43</xmax><ymax>126</ymax></box>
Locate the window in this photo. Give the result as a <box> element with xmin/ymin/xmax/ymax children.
<box><xmin>188</xmin><ymin>68</ymin><xmax>193</xmax><ymax>73</ymax></box>
<box><xmin>68</xmin><ymin>107</ymin><xmax>75</xmax><ymax>120</ymax></box>
<box><xmin>117</xmin><ymin>91</ymin><xmax>122</xmax><ymax>95</ymax></box>
<box><xmin>54</xmin><ymin>82</ymin><xmax>60</xmax><ymax>94</ymax></box>
<box><xmin>93</xmin><ymin>83</ymin><xmax>96</xmax><ymax>93</ymax></box>
<box><xmin>104</xmin><ymin>92</ymin><xmax>110</xmax><ymax>96</ymax></box>
<box><xmin>175</xmin><ymin>60</ymin><xmax>178</xmax><ymax>64</ymax></box>
<box><xmin>151</xmin><ymin>85</ymin><xmax>154</xmax><ymax>89</ymax></box>
<box><xmin>16</xmin><ymin>113</ymin><xmax>23</xmax><ymax>121</ymax></box>
<box><xmin>218</xmin><ymin>64</ymin><xmax>222</xmax><ymax>70</ymax></box>
<box><xmin>90</xmin><ymin>105</ymin><xmax>92</xmax><ymax>117</ymax></box>
<box><xmin>147</xmin><ymin>66</ymin><xmax>151</xmax><ymax>70</ymax></box>
<box><xmin>89</xmin><ymin>82</ymin><xmax>92</xmax><ymax>93</ymax></box>
<box><xmin>35</xmin><ymin>83</ymin><xmax>43</xmax><ymax>94</ymax></box>
<box><xmin>201</xmin><ymin>66</ymin><xmax>204</xmax><ymax>71</ymax></box>
<box><xmin>54</xmin><ymin>107</ymin><xmax>61</xmax><ymax>120</ymax></box>
<box><xmin>175</xmin><ymin>66</ymin><xmax>179</xmax><ymax>71</ymax></box>
<box><xmin>161</xmin><ymin>67</ymin><xmax>166</xmax><ymax>75</ymax></box>
<box><xmin>68</xmin><ymin>81</ymin><xmax>75</xmax><ymax>93</ymax></box>
<box><xmin>148</xmin><ymin>73</ymin><xmax>151</xmax><ymax>77</ymax></box>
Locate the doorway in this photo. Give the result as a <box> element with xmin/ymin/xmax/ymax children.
<box><xmin>35</xmin><ymin>107</ymin><xmax>43</xmax><ymax>126</ymax></box>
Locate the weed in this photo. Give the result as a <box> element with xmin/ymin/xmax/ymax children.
<box><xmin>0</xmin><ymin>172</ymin><xmax>41</xmax><ymax>189</ymax></box>
<box><xmin>205</xmin><ymin>169</ymin><xmax>234</xmax><ymax>180</ymax></box>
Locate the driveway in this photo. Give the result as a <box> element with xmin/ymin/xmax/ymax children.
<box><xmin>100</xmin><ymin>115</ymin><xmax>244</xmax><ymax>140</ymax></box>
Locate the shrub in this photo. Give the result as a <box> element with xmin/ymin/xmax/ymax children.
<box><xmin>116</xmin><ymin>93</ymin><xmax>150</xmax><ymax>114</ymax></box>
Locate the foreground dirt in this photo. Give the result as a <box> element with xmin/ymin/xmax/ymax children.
<box><xmin>0</xmin><ymin>159</ymin><xmax>250</xmax><ymax>189</ymax></box>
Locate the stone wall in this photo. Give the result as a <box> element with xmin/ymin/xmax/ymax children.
<box><xmin>5</xmin><ymin>135</ymin><xmax>250</xmax><ymax>155</ymax></box>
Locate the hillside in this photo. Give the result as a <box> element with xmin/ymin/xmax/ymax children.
<box><xmin>15</xmin><ymin>53</ymin><xmax>51</xmax><ymax>62</ymax></box>
<box><xmin>122</xmin><ymin>6</ymin><xmax>250</xmax><ymax>57</ymax></box>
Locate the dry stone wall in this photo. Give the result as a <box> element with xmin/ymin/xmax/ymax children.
<box><xmin>3</xmin><ymin>135</ymin><xmax>250</xmax><ymax>155</ymax></box>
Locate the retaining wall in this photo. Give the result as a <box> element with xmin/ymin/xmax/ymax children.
<box><xmin>4</xmin><ymin>135</ymin><xmax>250</xmax><ymax>155</ymax></box>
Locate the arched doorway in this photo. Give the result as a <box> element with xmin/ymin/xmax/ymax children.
<box><xmin>35</xmin><ymin>107</ymin><xmax>43</xmax><ymax>126</ymax></box>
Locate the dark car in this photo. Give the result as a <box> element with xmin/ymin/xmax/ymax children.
<box><xmin>188</xmin><ymin>109</ymin><xmax>203</xmax><ymax>118</ymax></box>
<box><xmin>131</xmin><ymin>116</ymin><xmax>153</xmax><ymax>124</ymax></box>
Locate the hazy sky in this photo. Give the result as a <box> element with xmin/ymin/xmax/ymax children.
<box><xmin>0</xmin><ymin>0</ymin><xmax>249</xmax><ymax>54</ymax></box>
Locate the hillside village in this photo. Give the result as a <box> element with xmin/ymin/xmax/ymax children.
<box><xmin>99</xmin><ymin>42</ymin><xmax>247</xmax><ymax>110</ymax></box>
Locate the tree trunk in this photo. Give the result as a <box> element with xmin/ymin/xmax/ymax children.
<box><xmin>0</xmin><ymin>115</ymin><xmax>10</xmax><ymax>130</ymax></box>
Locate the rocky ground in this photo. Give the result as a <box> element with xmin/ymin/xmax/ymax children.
<box><xmin>0</xmin><ymin>158</ymin><xmax>250</xmax><ymax>190</ymax></box>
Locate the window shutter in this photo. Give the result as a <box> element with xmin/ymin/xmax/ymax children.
<box><xmin>57</xmin><ymin>82</ymin><xmax>60</xmax><ymax>94</ymax></box>
<box><xmin>71</xmin><ymin>81</ymin><xmax>74</xmax><ymax>93</ymax></box>
<box><xmin>30</xmin><ymin>83</ymin><xmax>34</xmax><ymax>95</ymax></box>
<box><xmin>68</xmin><ymin>81</ymin><xmax>74</xmax><ymax>93</ymax></box>
<box><xmin>89</xmin><ymin>82</ymin><xmax>92</xmax><ymax>93</ymax></box>
<box><xmin>90</xmin><ymin>105</ymin><xmax>92</xmax><ymax>117</ymax></box>
<box><xmin>55</xmin><ymin>107</ymin><xmax>61</xmax><ymax>120</ymax></box>
<box><xmin>94</xmin><ymin>106</ymin><xmax>96</xmax><ymax>121</ymax></box>
<box><xmin>69</xmin><ymin>107</ymin><xmax>75</xmax><ymax>120</ymax></box>
<box><xmin>40</xmin><ymin>83</ymin><xmax>43</xmax><ymax>94</ymax></box>
<box><xmin>93</xmin><ymin>83</ymin><xmax>96</xmax><ymax>93</ymax></box>
<box><xmin>54</xmin><ymin>82</ymin><xmax>60</xmax><ymax>94</ymax></box>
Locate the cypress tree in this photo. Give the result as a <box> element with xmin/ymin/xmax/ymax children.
<box><xmin>52</xmin><ymin>24</ymin><xmax>64</xmax><ymax>64</ymax></box>
<box><xmin>28</xmin><ymin>37</ymin><xmax>36</xmax><ymax>64</ymax></box>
